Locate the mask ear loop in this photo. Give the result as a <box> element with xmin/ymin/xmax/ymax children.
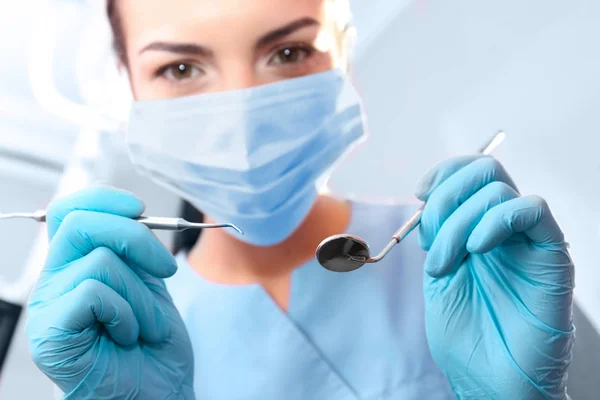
<box><xmin>321</xmin><ymin>13</ymin><xmax>364</xmax><ymax>196</ymax></box>
<box><xmin>329</xmin><ymin>0</ymin><xmax>356</xmax><ymax>73</ymax></box>
<box><xmin>339</xmin><ymin>24</ymin><xmax>357</xmax><ymax>74</ymax></box>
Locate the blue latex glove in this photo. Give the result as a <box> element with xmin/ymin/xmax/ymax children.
<box><xmin>416</xmin><ymin>155</ymin><xmax>575</xmax><ymax>400</ymax></box>
<box><xmin>26</xmin><ymin>187</ymin><xmax>195</xmax><ymax>399</ymax></box>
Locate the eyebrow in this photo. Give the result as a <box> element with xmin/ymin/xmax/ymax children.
<box><xmin>139</xmin><ymin>42</ymin><xmax>213</xmax><ymax>57</ymax></box>
<box><xmin>255</xmin><ymin>17</ymin><xmax>320</xmax><ymax>49</ymax></box>
<box><xmin>138</xmin><ymin>17</ymin><xmax>320</xmax><ymax>57</ymax></box>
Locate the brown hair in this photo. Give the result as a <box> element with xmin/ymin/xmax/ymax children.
<box><xmin>106</xmin><ymin>0</ymin><xmax>127</xmax><ymax>65</ymax></box>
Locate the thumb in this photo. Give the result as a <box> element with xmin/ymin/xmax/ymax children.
<box><xmin>46</xmin><ymin>186</ymin><xmax>145</xmax><ymax>241</ymax></box>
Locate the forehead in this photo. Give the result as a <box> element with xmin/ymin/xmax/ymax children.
<box><xmin>119</xmin><ymin>0</ymin><xmax>329</xmax><ymax>48</ymax></box>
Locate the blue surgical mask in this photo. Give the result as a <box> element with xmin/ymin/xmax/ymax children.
<box><xmin>127</xmin><ymin>69</ymin><xmax>367</xmax><ymax>246</ymax></box>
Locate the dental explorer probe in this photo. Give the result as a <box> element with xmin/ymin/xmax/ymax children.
<box><xmin>316</xmin><ymin>131</ymin><xmax>506</xmax><ymax>273</ymax></box>
<box><xmin>0</xmin><ymin>210</ymin><xmax>244</xmax><ymax>234</ymax></box>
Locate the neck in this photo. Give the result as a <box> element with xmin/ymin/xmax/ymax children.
<box><xmin>187</xmin><ymin>195</ymin><xmax>352</xmax><ymax>284</ymax></box>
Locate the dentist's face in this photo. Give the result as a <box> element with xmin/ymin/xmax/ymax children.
<box><xmin>117</xmin><ymin>0</ymin><xmax>344</xmax><ymax>100</ymax></box>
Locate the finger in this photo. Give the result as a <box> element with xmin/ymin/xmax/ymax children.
<box><xmin>54</xmin><ymin>279</ymin><xmax>139</xmax><ymax>346</ymax></box>
<box><xmin>134</xmin><ymin>267</ymin><xmax>175</xmax><ymax>305</ymax></box>
<box><xmin>33</xmin><ymin>247</ymin><xmax>170</xmax><ymax>343</ymax></box>
<box><xmin>415</xmin><ymin>155</ymin><xmax>483</xmax><ymax>201</ymax></box>
<box><xmin>419</xmin><ymin>156</ymin><xmax>518</xmax><ymax>251</ymax></box>
<box><xmin>467</xmin><ymin>195</ymin><xmax>566</xmax><ymax>254</ymax></box>
<box><xmin>425</xmin><ymin>181</ymin><xmax>519</xmax><ymax>277</ymax></box>
<box><xmin>46</xmin><ymin>186</ymin><xmax>145</xmax><ymax>241</ymax></box>
<box><xmin>46</xmin><ymin>210</ymin><xmax>177</xmax><ymax>278</ymax></box>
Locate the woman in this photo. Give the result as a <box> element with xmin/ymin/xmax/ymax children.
<box><xmin>26</xmin><ymin>0</ymin><xmax>575</xmax><ymax>399</ymax></box>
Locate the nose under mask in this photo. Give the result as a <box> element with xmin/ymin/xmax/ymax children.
<box><xmin>127</xmin><ymin>69</ymin><xmax>368</xmax><ymax>247</ymax></box>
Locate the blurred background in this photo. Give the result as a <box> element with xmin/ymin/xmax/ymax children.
<box><xmin>0</xmin><ymin>0</ymin><xmax>598</xmax><ymax>398</ymax></box>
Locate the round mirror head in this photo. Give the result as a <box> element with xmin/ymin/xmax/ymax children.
<box><xmin>316</xmin><ymin>234</ymin><xmax>370</xmax><ymax>273</ymax></box>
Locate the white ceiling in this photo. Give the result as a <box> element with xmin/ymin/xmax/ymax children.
<box><xmin>0</xmin><ymin>1</ymin><xmax>85</xmax><ymax>177</ymax></box>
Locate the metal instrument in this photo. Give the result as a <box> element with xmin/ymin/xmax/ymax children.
<box><xmin>0</xmin><ymin>210</ymin><xmax>243</xmax><ymax>234</ymax></box>
<box><xmin>316</xmin><ymin>131</ymin><xmax>506</xmax><ymax>272</ymax></box>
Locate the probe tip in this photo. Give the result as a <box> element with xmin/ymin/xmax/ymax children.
<box><xmin>230</xmin><ymin>224</ymin><xmax>244</xmax><ymax>235</ymax></box>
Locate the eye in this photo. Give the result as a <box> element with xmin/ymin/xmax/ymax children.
<box><xmin>268</xmin><ymin>45</ymin><xmax>314</xmax><ymax>66</ymax></box>
<box><xmin>160</xmin><ymin>63</ymin><xmax>203</xmax><ymax>82</ymax></box>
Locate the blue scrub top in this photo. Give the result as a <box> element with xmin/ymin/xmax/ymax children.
<box><xmin>166</xmin><ymin>201</ymin><xmax>455</xmax><ymax>399</ymax></box>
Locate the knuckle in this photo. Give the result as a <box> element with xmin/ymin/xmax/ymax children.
<box><xmin>425</xmin><ymin>186</ymin><xmax>449</xmax><ymax>214</ymax></box>
<box><xmin>529</xmin><ymin>194</ymin><xmax>549</xmax><ymax>209</ymax></box>
<box><xmin>501</xmin><ymin>211</ymin><xmax>516</xmax><ymax>231</ymax></box>
<box><xmin>424</xmin><ymin>244</ymin><xmax>449</xmax><ymax>277</ymax></box>
<box><xmin>479</xmin><ymin>155</ymin><xmax>503</xmax><ymax>174</ymax></box>
<box><xmin>89</xmin><ymin>246</ymin><xmax>118</xmax><ymax>266</ymax></box>
<box><xmin>420</xmin><ymin>207</ymin><xmax>440</xmax><ymax>238</ymax></box>
<box><xmin>78</xmin><ymin>278</ymin><xmax>103</xmax><ymax>293</ymax></box>
<box><xmin>487</xmin><ymin>180</ymin><xmax>512</xmax><ymax>197</ymax></box>
<box><xmin>84</xmin><ymin>248</ymin><xmax>131</xmax><ymax>291</ymax></box>
<box><xmin>45</xmin><ymin>199</ymin><xmax>63</xmax><ymax>222</ymax></box>
<box><xmin>47</xmin><ymin>189</ymin><xmax>91</xmax><ymax>219</ymax></box>
<box><xmin>83</xmin><ymin>248</ymin><xmax>121</xmax><ymax>281</ymax></box>
<box><xmin>61</xmin><ymin>210</ymin><xmax>89</xmax><ymax>232</ymax></box>
<box><xmin>418</xmin><ymin>229</ymin><xmax>432</xmax><ymax>251</ymax></box>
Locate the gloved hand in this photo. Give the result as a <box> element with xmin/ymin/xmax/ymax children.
<box><xmin>26</xmin><ymin>187</ymin><xmax>195</xmax><ymax>399</ymax></box>
<box><xmin>416</xmin><ymin>155</ymin><xmax>575</xmax><ymax>400</ymax></box>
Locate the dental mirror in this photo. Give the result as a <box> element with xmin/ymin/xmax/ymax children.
<box><xmin>316</xmin><ymin>130</ymin><xmax>506</xmax><ymax>273</ymax></box>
